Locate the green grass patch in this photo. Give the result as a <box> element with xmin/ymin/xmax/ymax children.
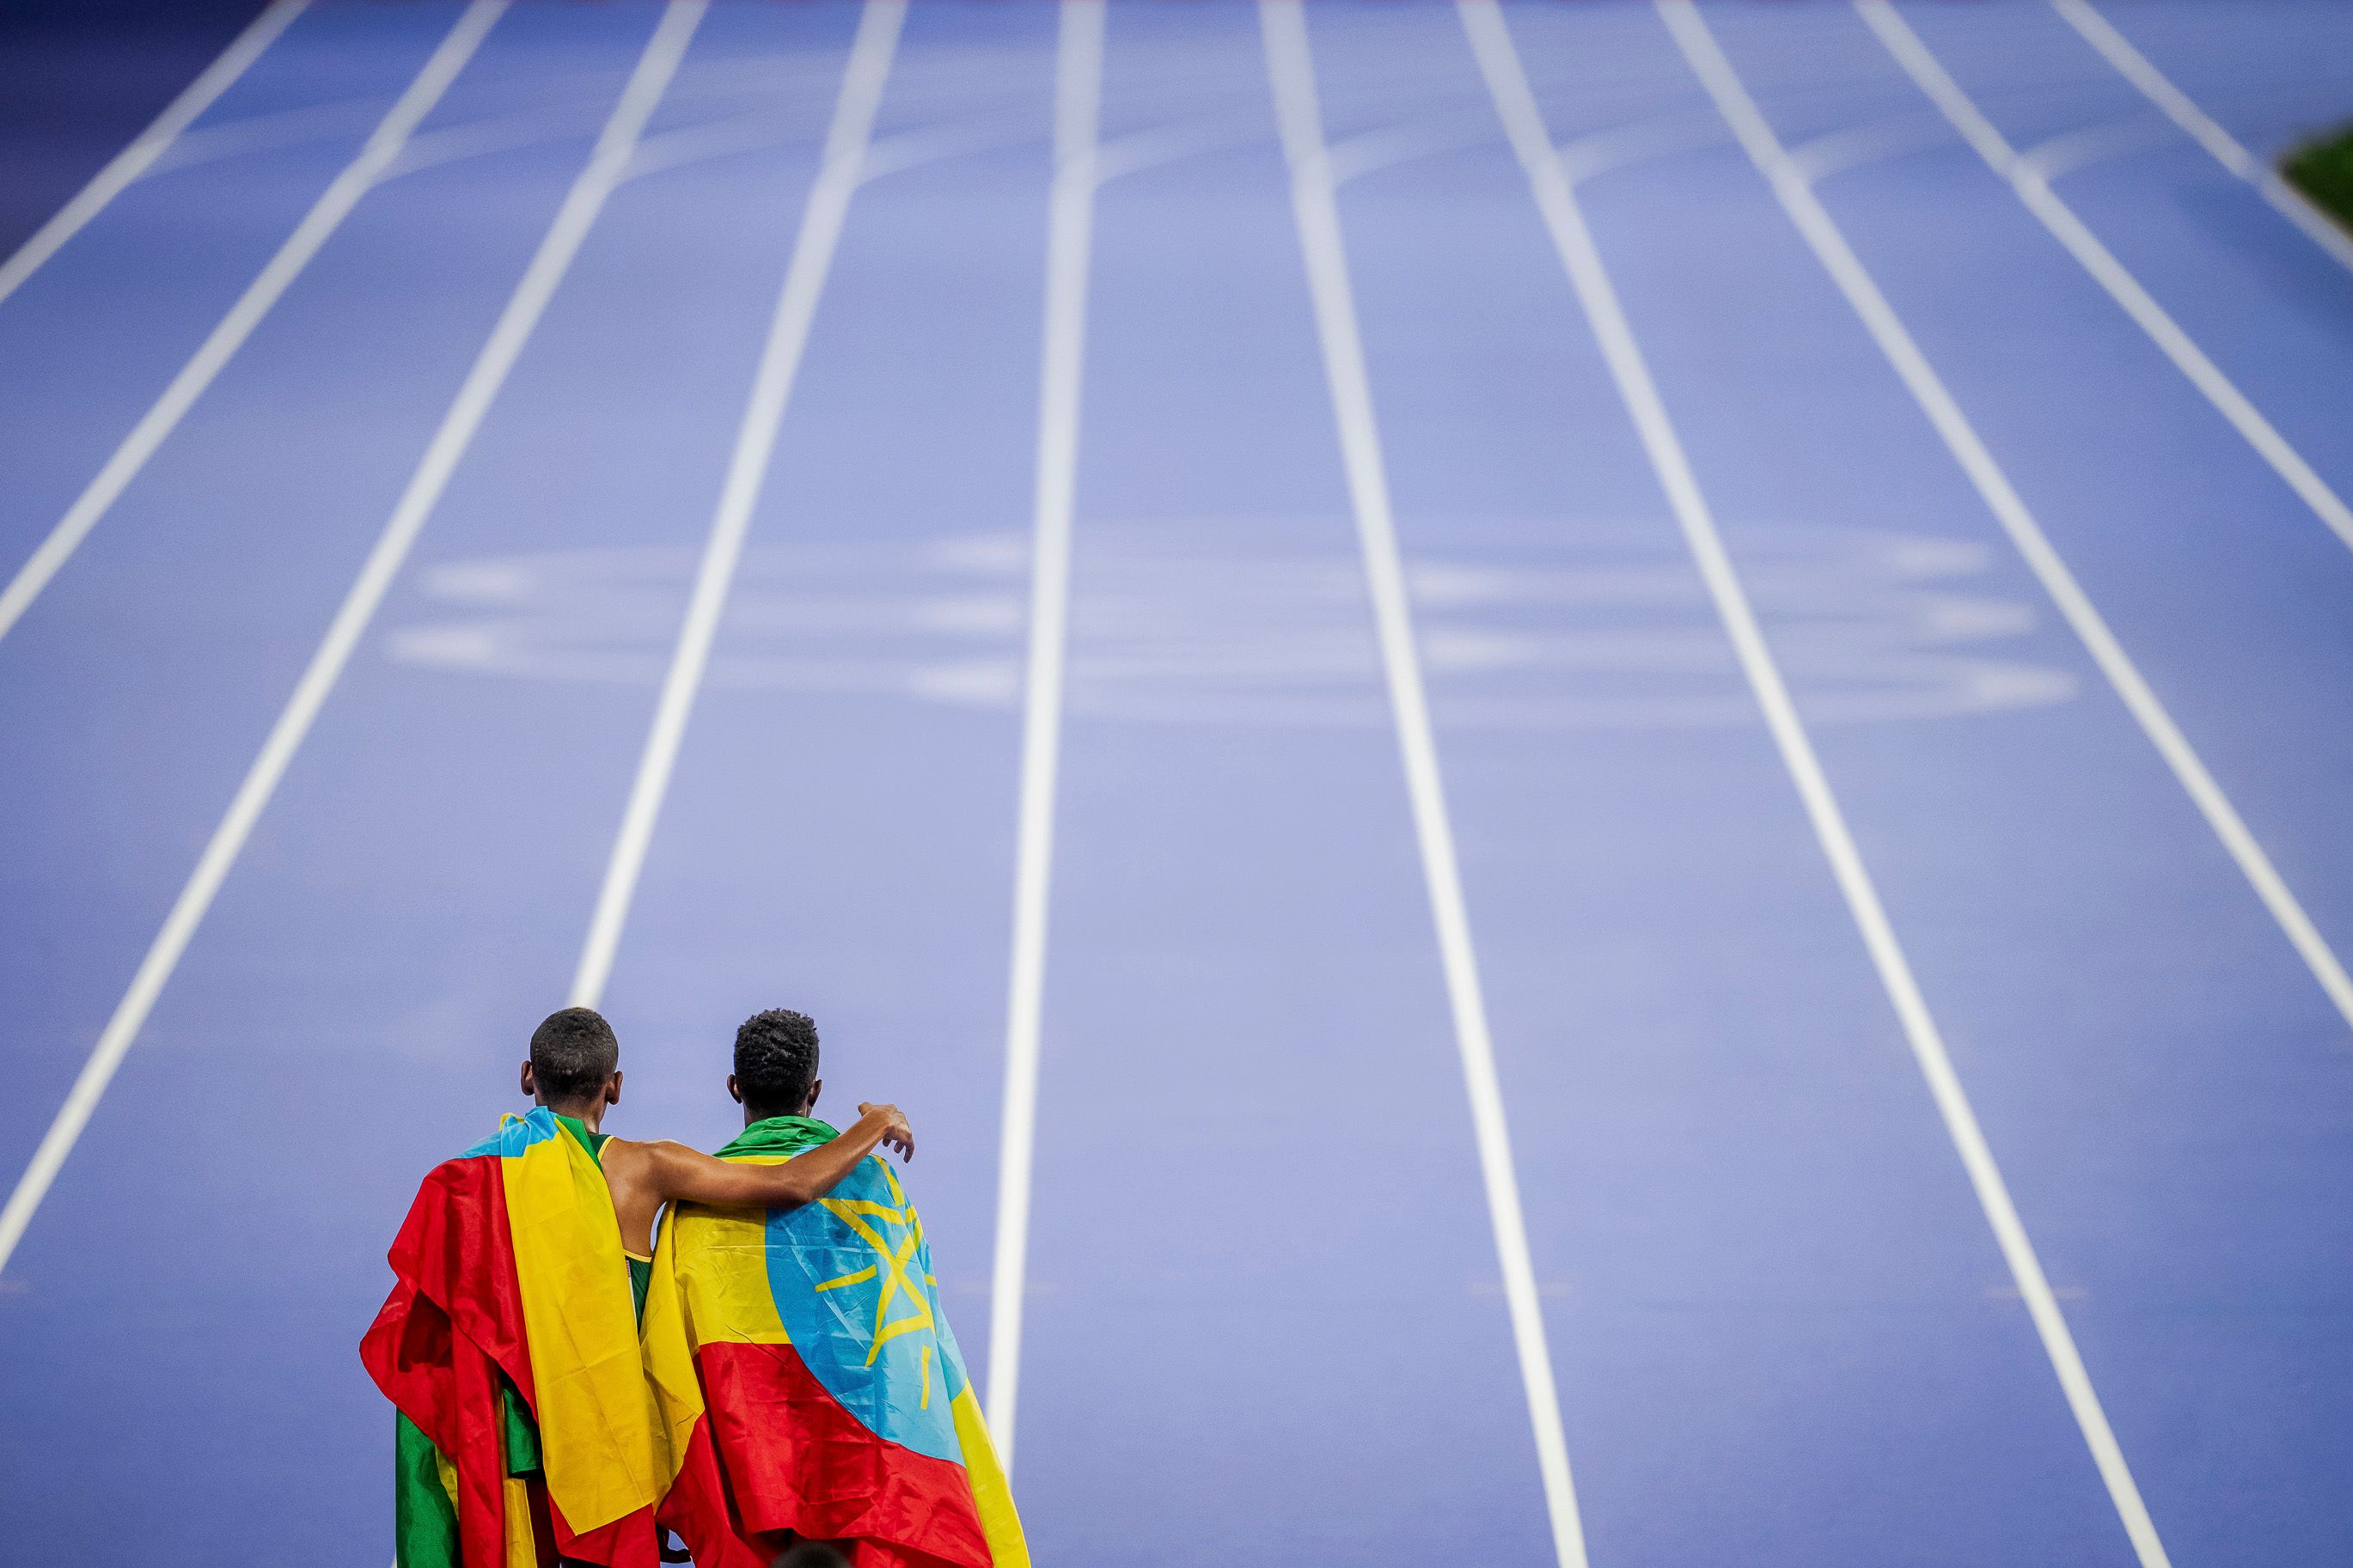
<box><xmin>2283</xmin><ymin>125</ymin><xmax>2353</xmax><ymax>233</ymax></box>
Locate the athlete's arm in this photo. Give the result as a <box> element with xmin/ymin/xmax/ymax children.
<box><xmin>634</xmin><ymin>1102</ymin><xmax>914</xmax><ymax>1212</ymax></box>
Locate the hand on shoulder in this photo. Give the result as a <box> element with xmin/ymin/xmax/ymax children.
<box><xmin>857</xmin><ymin>1102</ymin><xmax>914</xmax><ymax>1162</ymax></box>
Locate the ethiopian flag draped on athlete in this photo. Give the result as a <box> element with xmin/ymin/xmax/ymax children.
<box><xmin>644</xmin><ymin>1116</ymin><xmax>1027</xmax><ymax>1568</ymax></box>
<box><xmin>362</xmin><ymin>1108</ymin><xmax>688</xmax><ymax>1568</ymax></box>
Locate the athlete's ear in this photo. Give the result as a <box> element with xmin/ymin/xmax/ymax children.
<box><xmin>805</xmin><ymin>1077</ymin><xmax>822</xmax><ymax>1115</ymax></box>
<box><xmin>726</xmin><ymin>1073</ymin><xmax>743</xmax><ymax>1106</ymax></box>
<box><xmin>519</xmin><ymin>1061</ymin><xmax>537</xmax><ymax>1100</ymax></box>
<box><xmin>605</xmin><ymin>1071</ymin><xmax>623</xmax><ymax>1107</ymax></box>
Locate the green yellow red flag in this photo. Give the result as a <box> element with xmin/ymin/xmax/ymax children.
<box><xmin>645</xmin><ymin>1116</ymin><xmax>1027</xmax><ymax>1568</ymax></box>
<box><xmin>363</xmin><ymin>1108</ymin><xmax>684</xmax><ymax>1568</ymax></box>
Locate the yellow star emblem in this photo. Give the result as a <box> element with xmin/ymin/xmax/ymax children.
<box><xmin>813</xmin><ymin>1160</ymin><xmax>940</xmax><ymax>1400</ymax></box>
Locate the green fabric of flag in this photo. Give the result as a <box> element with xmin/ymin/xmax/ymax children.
<box><xmin>393</xmin><ymin>1412</ymin><xmax>461</xmax><ymax>1568</ymax></box>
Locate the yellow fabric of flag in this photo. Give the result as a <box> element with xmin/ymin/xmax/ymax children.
<box><xmin>500</xmin><ymin>1118</ymin><xmax>682</xmax><ymax>1532</ymax></box>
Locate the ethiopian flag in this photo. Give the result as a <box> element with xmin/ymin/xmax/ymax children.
<box><xmin>362</xmin><ymin>1108</ymin><xmax>685</xmax><ymax>1568</ymax></box>
<box><xmin>644</xmin><ymin>1116</ymin><xmax>1027</xmax><ymax>1568</ymax></box>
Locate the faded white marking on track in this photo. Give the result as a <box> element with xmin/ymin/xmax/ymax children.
<box><xmin>388</xmin><ymin>523</ymin><xmax>2080</xmax><ymax>729</ymax></box>
<box><xmin>2016</xmin><ymin>118</ymin><xmax>2178</xmax><ymax>186</ymax></box>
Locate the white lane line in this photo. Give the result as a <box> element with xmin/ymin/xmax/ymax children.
<box><xmin>1091</xmin><ymin>119</ymin><xmax>1252</xmax><ymax>187</ymax></box>
<box><xmin>1471</xmin><ymin>4</ymin><xmax>2173</xmax><ymax>1565</ymax></box>
<box><xmin>982</xmin><ymin>0</ymin><xmax>1103</xmax><ymax>1474</ymax></box>
<box><xmin>1659</xmin><ymin>12</ymin><xmax>2201</xmax><ymax>1561</ymax></box>
<box><xmin>0</xmin><ymin>1</ymin><xmax>709</xmax><ymax>1279</ymax></box>
<box><xmin>1551</xmin><ymin>112</ymin><xmax>1728</xmax><ymax>187</ymax></box>
<box><xmin>1786</xmin><ymin>111</ymin><xmax>1950</xmax><ymax>186</ymax></box>
<box><xmin>2052</xmin><ymin>0</ymin><xmax>2353</xmax><ymax>275</ymax></box>
<box><xmin>1667</xmin><ymin>11</ymin><xmax>2353</xmax><ymax>1042</ymax></box>
<box><xmin>1324</xmin><ymin>109</ymin><xmax>1495</xmax><ymax>187</ymax></box>
<box><xmin>0</xmin><ymin>1</ymin><xmax>508</xmax><ymax>650</ymax></box>
<box><xmin>1264</xmin><ymin>9</ymin><xmax>1591</xmax><ymax>1565</ymax></box>
<box><xmin>2015</xmin><ymin>117</ymin><xmax>2180</xmax><ymax>186</ymax></box>
<box><xmin>567</xmin><ymin>0</ymin><xmax>907</xmax><ymax>1010</ymax></box>
<box><xmin>1854</xmin><ymin>0</ymin><xmax>2353</xmax><ymax>560</ymax></box>
<box><xmin>0</xmin><ymin>0</ymin><xmax>312</xmax><ymax>308</ymax></box>
<box><xmin>148</xmin><ymin>94</ymin><xmax>385</xmax><ymax>180</ymax></box>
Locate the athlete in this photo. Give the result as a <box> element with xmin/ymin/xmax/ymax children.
<box><xmin>648</xmin><ymin>1009</ymin><xmax>1028</xmax><ymax>1568</ymax></box>
<box><xmin>364</xmin><ymin>1006</ymin><xmax>912</xmax><ymax>1568</ymax></box>
<box><xmin>528</xmin><ymin>1006</ymin><xmax>914</xmax><ymax>1303</ymax></box>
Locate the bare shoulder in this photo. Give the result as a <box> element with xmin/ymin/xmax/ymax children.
<box><xmin>617</xmin><ymin>1139</ymin><xmax>757</xmax><ymax>1206</ymax></box>
<box><xmin>602</xmin><ymin>1137</ymin><xmax>697</xmax><ymax>1175</ymax></box>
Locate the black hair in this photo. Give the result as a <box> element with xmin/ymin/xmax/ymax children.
<box><xmin>735</xmin><ymin>1008</ymin><xmax>820</xmax><ymax>1117</ymax></box>
<box><xmin>529</xmin><ymin>1007</ymin><xmax>619</xmax><ymax>1104</ymax></box>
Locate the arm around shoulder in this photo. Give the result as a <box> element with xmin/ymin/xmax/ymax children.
<box><xmin>643</xmin><ymin>1104</ymin><xmax>913</xmax><ymax>1212</ymax></box>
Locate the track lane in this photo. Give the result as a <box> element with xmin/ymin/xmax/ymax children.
<box><xmin>589</xmin><ymin>0</ymin><xmax>1057</xmax><ymax>1427</ymax></box>
<box><xmin>1304</xmin><ymin>3</ymin><xmax>2149</xmax><ymax>1560</ymax></box>
<box><xmin>1639</xmin><ymin>4</ymin><xmax>2353</xmax><ymax>1560</ymax></box>
<box><xmin>1005</xmin><ymin>6</ymin><xmax>1554</xmax><ymax>1563</ymax></box>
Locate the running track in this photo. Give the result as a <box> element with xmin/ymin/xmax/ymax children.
<box><xmin>1</xmin><ymin>3</ymin><xmax>2350</xmax><ymax>1564</ymax></box>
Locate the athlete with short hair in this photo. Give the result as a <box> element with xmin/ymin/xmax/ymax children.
<box><xmin>648</xmin><ymin>1008</ymin><xmax>1029</xmax><ymax>1568</ymax></box>
<box><xmin>364</xmin><ymin>1005</ymin><xmax>913</xmax><ymax>1568</ymax></box>
<box><xmin>533</xmin><ymin>1005</ymin><xmax>914</xmax><ymax>1286</ymax></box>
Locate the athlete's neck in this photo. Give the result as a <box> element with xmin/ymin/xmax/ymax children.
<box><xmin>742</xmin><ymin>1101</ymin><xmax>817</xmax><ymax>1128</ymax></box>
<box><xmin>538</xmin><ymin>1096</ymin><xmax>608</xmax><ymax>1134</ymax></box>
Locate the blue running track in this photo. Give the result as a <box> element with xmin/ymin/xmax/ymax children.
<box><xmin>1</xmin><ymin>3</ymin><xmax>2350</xmax><ymax>1565</ymax></box>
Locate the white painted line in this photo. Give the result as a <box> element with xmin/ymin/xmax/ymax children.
<box><xmin>1473</xmin><ymin>4</ymin><xmax>2171</xmax><ymax>1565</ymax></box>
<box><xmin>1855</xmin><ymin>0</ymin><xmax>2353</xmax><ymax>559</ymax></box>
<box><xmin>1091</xmin><ymin>119</ymin><xmax>1253</xmax><ymax>187</ymax></box>
<box><xmin>1786</xmin><ymin>111</ymin><xmax>1950</xmax><ymax>186</ymax></box>
<box><xmin>982</xmin><ymin>0</ymin><xmax>1103</xmax><ymax>1474</ymax></box>
<box><xmin>1666</xmin><ymin>9</ymin><xmax>2353</xmax><ymax>1049</ymax></box>
<box><xmin>1554</xmin><ymin>112</ymin><xmax>1727</xmax><ymax>188</ymax></box>
<box><xmin>2052</xmin><ymin>0</ymin><xmax>2353</xmax><ymax>275</ymax></box>
<box><xmin>0</xmin><ymin>0</ymin><xmax>509</xmax><ymax>650</ymax></box>
<box><xmin>2055</xmin><ymin>0</ymin><xmax>2252</xmax><ymax>176</ymax></box>
<box><xmin>0</xmin><ymin>0</ymin><xmax>312</xmax><ymax>308</ymax></box>
<box><xmin>567</xmin><ymin>0</ymin><xmax>908</xmax><ymax>1010</ymax></box>
<box><xmin>1265</xmin><ymin>8</ymin><xmax>1590</xmax><ymax>1565</ymax></box>
<box><xmin>148</xmin><ymin>94</ymin><xmax>385</xmax><ymax>180</ymax></box>
<box><xmin>1324</xmin><ymin>110</ymin><xmax>1495</xmax><ymax>188</ymax></box>
<box><xmin>1657</xmin><ymin>19</ymin><xmax>2196</xmax><ymax>1564</ymax></box>
<box><xmin>2014</xmin><ymin>117</ymin><xmax>2180</xmax><ymax>186</ymax></box>
<box><xmin>0</xmin><ymin>1</ymin><xmax>710</xmax><ymax>1279</ymax></box>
